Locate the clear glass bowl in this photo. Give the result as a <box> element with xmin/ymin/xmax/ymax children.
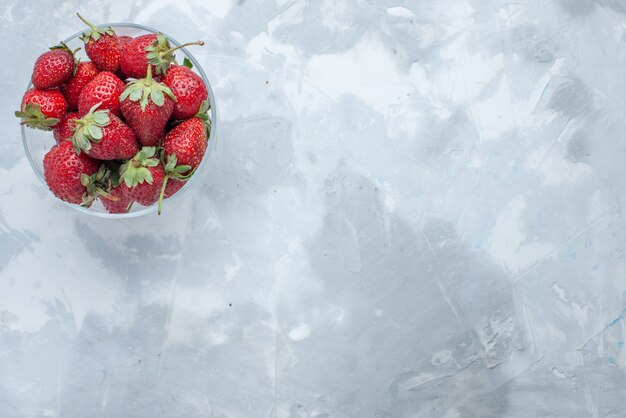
<box><xmin>21</xmin><ymin>23</ymin><xmax>217</xmax><ymax>219</ymax></box>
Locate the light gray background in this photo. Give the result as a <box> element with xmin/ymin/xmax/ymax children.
<box><xmin>2</xmin><ymin>0</ymin><xmax>626</xmax><ymax>417</ymax></box>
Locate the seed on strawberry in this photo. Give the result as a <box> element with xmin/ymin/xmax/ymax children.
<box><xmin>32</xmin><ymin>43</ymin><xmax>79</xmax><ymax>89</ymax></box>
<box><xmin>119</xmin><ymin>147</ymin><xmax>165</xmax><ymax>206</ymax></box>
<box><xmin>77</xmin><ymin>13</ymin><xmax>121</xmax><ymax>72</ymax></box>
<box><xmin>15</xmin><ymin>88</ymin><xmax>67</xmax><ymax>130</ymax></box>
<box><xmin>53</xmin><ymin>111</ymin><xmax>80</xmax><ymax>143</ymax></box>
<box><xmin>101</xmin><ymin>183</ymin><xmax>133</xmax><ymax>213</ymax></box>
<box><xmin>163</xmin><ymin>64</ymin><xmax>207</xmax><ymax>120</ymax></box>
<box><xmin>61</xmin><ymin>61</ymin><xmax>99</xmax><ymax>110</ymax></box>
<box><xmin>77</xmin><ymin>71</ymin><xmax>124</xmax><ymax>116</ymax></box>
<box><xmin>120</xmin><ymin>33</ymin><xmax>204</xmax><ymax>79</ymax></box>
<box><xmin>43</xmin><ymin>141</ymin><xmax>102</xmax><ymax>205</ymax></box>
<box><xmin>120</xmin><ymin>67</ymin><xmax>176</xmax><ymax>146</ymax></box>
<box><xmin>72</xmin><ymin>103</ymin><xmax>139</xmax><ymax>160</ymax></box>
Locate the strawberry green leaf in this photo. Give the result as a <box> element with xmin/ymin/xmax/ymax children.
<box><xmin>15</xmin><ymin>104</ymin><xmax>60</xmax><ymax>131</ymax></box>
<box><xmin>175</xmin><ymin>165</ymin><xmax>192</xmax><ymax>174</ymax></box>
<box><xmin>92</xmin><ymin>112</ymin><xmax>109</xmax><ymax>126</ymax></box>
<box><xmin>88</xmin><ymin>125</ymin><xmax>102</xmax><ymax>140</ymax></box>
<box><xmin>129</xmin><ymin>88</ymin><xmax>142</xmax><ymax>101</ymax></box>
<box><xmin>183</xmin><ymin>57</ymin><xmax>193</xmax><ymax>69</ymax></box>
<box><xmin>80</xmin><ymin>174</ymin><xmax>92</xmax><ymax>187</ymax></box>
<box><xmin>150</xmin><ymin>89</ymin><xmax>164</xmax><ymax>106</ymax></box>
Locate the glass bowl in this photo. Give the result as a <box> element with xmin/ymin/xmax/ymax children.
<box><xmin>21</xmin><ymin>23</ymin><xmax>217</xmax><ymax>219</ymax></box>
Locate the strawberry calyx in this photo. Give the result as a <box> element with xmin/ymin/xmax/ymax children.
<box><xmin>119</xmin><ymin>66</ymin><xmax>176</xmax><ymax>111</ymax></box>
<box><xmin>195</xmin><ymin>99</ymin><xmax>212</xmax><ymax>137</ymax></box>
<box><xmin>119</xmin><ymin>146</ymin><xmax>160</xmax><ymax>188</ymax></box>
<box><xmin>145</xmin><ymin>33</ymin><xmax>204</xmax><ymax>75</ymax></box>
<box><xmin>15</xmin><ymin>103</ymin><xmax>60</xmax><ymax>131</ymax></box>
<box><xmin>80</xmin><ymin>164</ymin><xmax>117</xmax><ymax>207</ymax></box>
<box><xmin>77</xmin><ymin>13</ymin><xmax>115</xmax><ymax>43</ymax></box>
<box><xmin>72</xmin><ymin>103</ymin><xmax>110</xmax><ymax>154</ymax></box>
<box><xmin>157</xmin><ymin>154</ymin><xmax>192</xmax><ymax>215</ymax></box>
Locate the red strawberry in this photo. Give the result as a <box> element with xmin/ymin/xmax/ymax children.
<box><xmin>120</xmin><ymin>67</ymin><xmax>175</xmax><ymax>146</ymax></box>
<box><xmin>163</xmin><ymin>64</ymin><xmax>207</xmax><ymax>119</ymax></box>
<box><xmin>53</xmin><ymin>111</ymin><xmax>80</xmax><ymax>143</ymax></box>
<box><xmin>77</xmin><ymin>71</ymin><xmax>124</xmax><ymax>116</ymax></box>
<box><xmin>158</xmin><ymin>101</ymin><xmax>211</xmax><ymax>213</ymax></box>
<box><xmin>72</xmin><ymin>104</ymin><xmax>139</xmax><ymax>160</ymax></box>
<box><xmin>119</xmin><ymin>147</ymin><xmax>165</xmax><ymax>206</ymax></box>
<box><xmin>16</xmin><ymin>88</ymin><xmax>67</xmax><ymax>130</ymax></box>
<box><xmin>31</xmin><ymin>43</ymin><xmax>78</xmax><ymax>89</ymax></box>
<box><xmin>43</xmin><ymin>141</ymin><xmax>101</xmax><ymax>205</ymax></box>
<box><xmin>77</xmin><ymin>13</ymin><xmax>121</xmax><ymax>72</ymax></box>
<box><xmin>162</xmin><ymin>101</ymin><xmax>210</xmax><ymax>173</ymax></box>
<box><xmin>120</xmin><ymin>33</ymin><xmax>203</xmax><ymax>79</ymax></box>
<box><xmin>61</xmin><ymin>61</ymin><xmax>99</xmax><ymax>110</ymax></box>
<box><xmin>101</xmin><ymin>183</ymin><xmax>133</xmax><ymax>213</ymax></box>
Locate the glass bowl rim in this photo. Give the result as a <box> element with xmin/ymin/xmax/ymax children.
<box><xmin>21</xmin><ymin>22</ymin><xmax>217</xmax><ymax>219</ymax></box>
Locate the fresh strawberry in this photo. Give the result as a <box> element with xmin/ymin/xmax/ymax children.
<box><xmin>77</xmin><ymin>71</ymin><xmax>124</xmax><ymax>116</ymax></box>
<box><xmin>43</xmin><ymin>141</ymin><xmax>102</xmax><ymax>205</ymax></box>
<box><xmin>61</xmin><ymin>61</ymin><xmax>99</xmax><ymax>110</ymax></box>
<box><xmin>72</xmin><ymin>103</ymin><xmax>138</xmax><ymax>160</ymax></box>
<box><xmin>101</xmin><ymin>183</ymin><xmax>133</xmax><ymax>213</ymax></box>
<box><xmin>163</xmin><ymin>64</ymin><xmax>207</xmax><ymax>119</ymax></box>
<box><xmin>77</xmin><ymin>13</ymin><xmax>121</xmax><ymax>72</ymax></box>
<box><xmin>158</xmin><ymin>101</ymin><xmax>211</xmax><ymax>213</ymax></box>
<box><xmin>31</xmin><ymin>43</ymin><xmax>78</xmax><ymax>89</ymax></box>
<box><xmin>162</xmin><ymin>100</ymin><xmax>210</xmax><ymax>173</ymax></box>
<box><xmin>120</xmin><ymin>67</ymin><xmax>175</xmax><ymax>146</ymax></box>
<box><xmin>53</xmin><ymin>111</ymin><xmax>80</xmax><ymax>143</ymax></box>
<box><xmin>120</xmin><ymin>33</ymin><xmax>203</xmax><ymax>79</ymax></box>
<box><xmin>119</xmin><ymin>147</ymin><xmax>165</xmax><ymax>206</ymax></box>
<box><xmin>16</xmin><ymin>88</ymin><xmax>67</xmax><ymax>130</ymax></box>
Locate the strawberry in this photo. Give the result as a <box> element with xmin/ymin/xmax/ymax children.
<box><xmin>101</xmin><ymin>183</ymin><xmax>133</xmax><ymax>213</ymax></box>
<box><xmin>53</xmin><ymin>111</ymin><xmax>80</xmax><ymax>143</ymax></box>
<box><xmin>77</xmin><ymin>71</ymin><xmax>124</xmax><ymax>116</ymax></box>
<box><xmin>162</xmin><ymin>64</ymin><xmax>207</xmax><ymax>119</ymax></box>
<box><xmin>158</xmin><ymin>101</ymin><xmax>211</xmax><ymax>213</ymax></box>
<box><xmin>16</xmin><ymin>88</ymin><xmax>67</xmax><ymax>130</ymax></box>
<box><xmin>119</xmin><ymin>147</ymin><xmax>165</xmax><ymax>206</ymax></box>
<box><xmin>72</xmin><ymin>103</ymin><xmax>139</xmax><ymax>160</ymax></box>
<box><xmin>43</xmin><ymin>141</ymin><xmax>102</xmax><ymax>205</ymax></box>
<box><xmin>31</xmin><ymin>43</ymin><xmax>78</xmax><ymax>89</ymax></box>
<box><xmin>162</xmin><ymin>100</ymin><xmax>210</xmax><ymax>172</ymax></box>
<box><xmin>120</xmin><ymin>67</ymin><xmax>176</xmax><ymax>146</ymax></box>
<box><xmin>77</xmin><ymin>13</ymin><xmax>121</xmax><ymax>72</ymax></box>
<box><xmin>61</xmin><ymin>61</ymin><xmax>99</xmax><ymax>110</ymax></box>
<box><xmin>120</xmin><ymin>33</ymin><xmax>203</xmax><ymax>79</ymax></box>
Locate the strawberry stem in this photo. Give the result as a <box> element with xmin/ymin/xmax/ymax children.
<box><xmin>157</xmin><ymin>174</ymin><xmax>169</xmax><ymax>215</ymax></box>
<box><xmin>76</xmin><ymin>13</ymin><xmax>97</xmax><ymax>30</ymax></box>
<box><xmin>162</xmin><ymin>40</ymin><xmax>204</xmax><ymax>55</ymax></box>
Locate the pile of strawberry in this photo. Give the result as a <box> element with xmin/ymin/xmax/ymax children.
<box><xmin>15</xmin><ymin>14</ymin><xmax>211</xmax><ymax>215</ymax></box>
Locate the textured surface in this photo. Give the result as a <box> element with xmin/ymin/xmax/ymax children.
<box><xmin>1</xmin><ymin>1</ymin><xmax>626</xmax><ymax>417</ymax></box>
